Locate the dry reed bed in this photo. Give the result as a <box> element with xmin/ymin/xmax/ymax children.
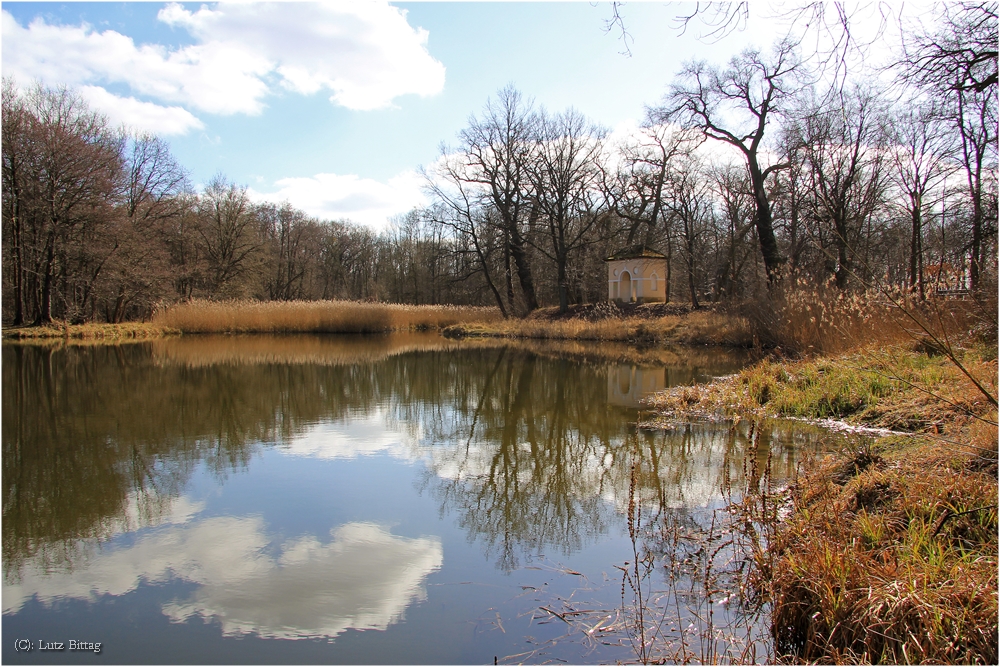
<box><xmin>153</xmin><ymin>299</ymin><xmax>502</xmax><ymax>334</ymax></box>
<box><xmin>760</xmin><ymin>435</ymin><xmax>997</xmax><ymax>664</ymax></box>
<box><xmin>442</xmin><ymin>286</ymin><xmax>986</xmax><ymax>355</ymax></box>
<box><xmin>742</xmin><ymin>282</ymin><xmax>988</xmax><ymax>356</ymax></box>
<box><xmin>444</xmin><ymin>309</ymin><xmax>754</xmax><ymax>346</ymax></box>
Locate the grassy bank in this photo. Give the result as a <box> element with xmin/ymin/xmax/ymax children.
<box><xmin>2</xmin><ymin>321</ymin><xmax>179</xmax><ymax>341</ymax></box>
<box><xmin>648</xmin><ymin>344</ymin><xmax>997</xmax><ymax>431</ymax></box>
<box><xmin>645</xmin><ymin>344</ymin><xmax>998</xmax><ymax>663</ymax></box>
<box><xmin>153</xmin><ymin>299</ymin><xmax>502</xmax><ymax>334</ymax></box>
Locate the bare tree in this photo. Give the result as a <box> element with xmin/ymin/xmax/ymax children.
<box><xmin>607</xmin><ymin>121</ymin><xmax>701</xmax><ymax>248</ymax></box>
<box><xmin>952</xmin><ymin>85</ymin><xmax>998</xmax><ymax>290</ymax></box>
<box><xmin>656</xmin><ymin>40</ymin><xmax>805</xmax><ymax>285</ymax></box>
<box><xmin>258</xmin><ymin>202</ymin><xmax>321</xmax><ymax>301</ymax></box>
<box><xmin>458</xmin><ymin>86</ymin><xmax>541</xmax><ymax>312</ymax></box>
<box><xmin>793</xmin><ymin>85</ymin><xmax>891</xmax><ymax>289</ymax></box>
<box><xmin>711</xmin><ymin>164</ymin><xmax>758</xmax><ymax>298</ymax></box>
<box><xmin>123</xmin><ymin>133</ymin><xmax>189</xmax><ymax>225</ymax></box>
<box><xmin>1</xmin><ymin>81</ymin><xmax>123</xmax><ymax>323</ymax></box>
<box><xmin>901</xmin><ymin>2</ymin><xmax>998</xmax><ymax>94</ymax></box>
<box><xmin>663</xmin><ymin>155</ymin><xmax>713</xmax><ymax>308</ymax></box>
<box><xmin>97</xmin><ymin>132</ymin><xmax>191</xmax><ymax>321</ymax></box>
<box><xmin>196</xmin><ymin>175</ymin><xmax>262</xmax><ymax>296</ymax></box>
<box><xmin>888</xmin><ymin>102</ymin><xmax>955</xmax><ymax>298</ymax></box>
<box><xmin>898</xmin><ymin>3</ymin><xmax>998</xmax><ymax>291</ymax></box>
<box><xmin>528</xmin><ymin>108</ymin><xmax>608</xmax><ymax>312</ymax></box>
<box><xmin>670</xmin><ymin>1</ymin><xmax>749</xmax><ymax>40</ymax></box>
<box><xmin>424</xmin><ymin>156</ymin><xmax>510</xmax><ymax>316</ymax></box>
<box><xmin>611</xmin><ymin>2</ymin><xmax>892</xmax><ymax>93</ymax></box>
<box><xmin>2</xmin><ymin>78</ymin><xmax>31</xmax><ymax>324</ymax></box>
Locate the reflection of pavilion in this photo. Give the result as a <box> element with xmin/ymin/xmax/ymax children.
<box><xmin>607</xmin><ymin>365</ymin><xmax>666</xmax><ymax>408</ymax></box>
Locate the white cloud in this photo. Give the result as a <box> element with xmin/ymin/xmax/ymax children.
<box><xmin>4</xmin><ymin>516</ymin><xmax>443</xmax><ymax>641</ymax></box>
<box><xmin>248</xmin><ymin>170</ymin><xmax>428</xmax><ymax>230</ymax></box>
<box><xmin>78</xmin><ymin>86</ymin><xmax>205</xmax><ymax>135</ymax></box>
<box><xmin>158</xmin><ymin>2</ymin><xmax>445</xmax><ymax>111</ymax></box>
<box><xmin>2</xmin><ymin>1</ymin><xmax>445</xmax><ymax>132</ymax></box>
<box><xmin>1</xmin><ymin>10</ymin><xmax>271</xmax><ymax>116</ymax></box>
<box><xmin>162</xmin><ymin>521</ymin><xmax>443</xmax><ymax>639</ymax></box>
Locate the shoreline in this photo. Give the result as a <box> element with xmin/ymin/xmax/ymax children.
<box><xmin>2</xmin><ymin>322</ymin><xmax>181</xmax><ymax>342</ymax></box>
<box><xmin>442</xmin><ymin>304</ymin><xmax>755</xmax><ymax>347</ymax></box>
<box><xmin>642</xmin><ymin>345</ymin><xmax>998</xmax><ymax>663</ymax></box>
<box><xmin>2</xmin><ymin>302</ymin><xmax>755</xmax><ymax>348</ymax></box>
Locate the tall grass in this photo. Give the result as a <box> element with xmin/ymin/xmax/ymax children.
<box><xmin>648</xmin><ymin>344</ymin><xmax>997</xmax><ymax>433</ymax></box>
<box><xmin>740</xmin><ymin>280</ymin><xmax>985</xmax><ymax>356</ymax></box>
<box><xmin>759</xmin><ymin>436</ymin><xmax>998</xmax><ymax>664</ymax></box>
<box><xmin>153</xmin><ymin>299</ymin><xmax>502</xmax><ymax>334</ymax></box>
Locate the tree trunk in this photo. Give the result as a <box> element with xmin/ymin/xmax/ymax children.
<box><xmin>557</xmin><ymin>256</ymin><xmax>569</xmax><ymax>313</ymax></box>
<box><xmin>665</xmin><ymin>234</ymin><xmax>672</xmax><ymax>303</ymax></box>
<box><xmin>510</xmin><ymin>204</ymin><xmax>539</xmax><ymax>312</ymax></box>
<box><xmin>684</xmin><ymin>220</ymin><xmax>699</xmax><ymax>308</ymax></box>
<box><xmin>908</xmin><ymin>200</ymin><xmax>924</xmax><ymax>298</ymax></box>
<box><xmin>36</xmin><ymin>235</ymin><xmax>55</xmax><ymax>324</ymax></box>
<box><xmin>970</xmin><ymin>193</ymin><xmax>983</xmax><ymax>291</ymax></box>
<box><xmin>11</xmin><ymin>209</ymin><xmax>24</xmax><ymax>325</ymax></box>
<box><xmin>503</xmin><ymin>229</ymin><xmax>515</xmax><ymax>312</ymax></box>
<box><xmin>834</xmin><ymin>212</ymin><xmax>851</xmax><ymax>290</ymax></box>
<box><xmin>748</xmin><ymin>162</ymin><xmax>784</xmax><ymax>285</ymax></box>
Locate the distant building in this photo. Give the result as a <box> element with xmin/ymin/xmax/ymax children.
<box><xmin>605</xmin><ymin>245</ymin><xmax>668</xmax><ymax>303</ymax></box>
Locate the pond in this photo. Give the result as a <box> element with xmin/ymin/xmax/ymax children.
<box><xmin>2</xmin><ymin>334</ymin><xmax>846</xmax><ymax>664</ymax></box>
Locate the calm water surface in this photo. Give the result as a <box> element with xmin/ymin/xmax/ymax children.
<box><xmin>2</xmin><ymin>334</ymin><xmax>843</xmax><ymax>664</ymax></box>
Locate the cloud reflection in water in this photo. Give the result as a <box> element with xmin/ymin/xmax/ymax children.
<box><xmin>4</xmin><ymin>516</ymin><xmax>443</xmax><ymax>640</ymax></box>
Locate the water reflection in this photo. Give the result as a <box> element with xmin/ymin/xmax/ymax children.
<box><xmin>4</xmin><ymin>514</ymin><xmax>442</xmax><ymax>640</ymax></box>
<box><xmin>285</xmin><ymin>409</ymin><xmax>420</xmax><ymax>460</ymax></box>
<box><xmin>3</xmin><ymin>335</ymin><xmax>833</xmax><ymax>656</ymax></box>
<box><xmin>608</xmin><ymin>365</ymin><xmax>666</xmax><ymax>408</ymax></box>
<box><xmin>2</xmin><ymin>335</ymin><xmax>460</xmax><ymax>576</ymax></box>
<box><xmin>422</xmin><ymin>413</ymin><xmax>826</xmax><ymax>571</ymax></box>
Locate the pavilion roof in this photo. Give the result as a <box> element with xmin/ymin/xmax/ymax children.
<box><xmin>605</xmin><ymin>244</ymin><xmax>667</xmax><ymax>261</ymax></box>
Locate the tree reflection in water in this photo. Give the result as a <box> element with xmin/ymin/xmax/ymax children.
<box><xmin>3</xmin><ymin>334</ymin><xmax>833</xmax><ymax>614</ymax></box>
<box><xmin>417</xmin><ymin>344</ymin><xmax>832</xmax><ymax>575</ymax></box>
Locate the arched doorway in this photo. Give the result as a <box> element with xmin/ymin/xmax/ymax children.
<box><xmin>620</xmin><ymin>271</ymin><xmax>632</xmax><ymax>302</ymax></box>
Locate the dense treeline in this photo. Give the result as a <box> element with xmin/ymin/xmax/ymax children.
<box><xmin>2</xmin><ymin>4</ymin><xmax>996</xmax><ymax>324</ymax></box>
<box><xmin>1</xmin><ymin>77</ymin><xmax>485</xmax><ymax>324</ymax></box>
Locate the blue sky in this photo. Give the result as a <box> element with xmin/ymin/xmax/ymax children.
<box><xmin>2</xmin><ymin>2</ymin><xmax>793</xmax><ymax>228</ymax></box>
